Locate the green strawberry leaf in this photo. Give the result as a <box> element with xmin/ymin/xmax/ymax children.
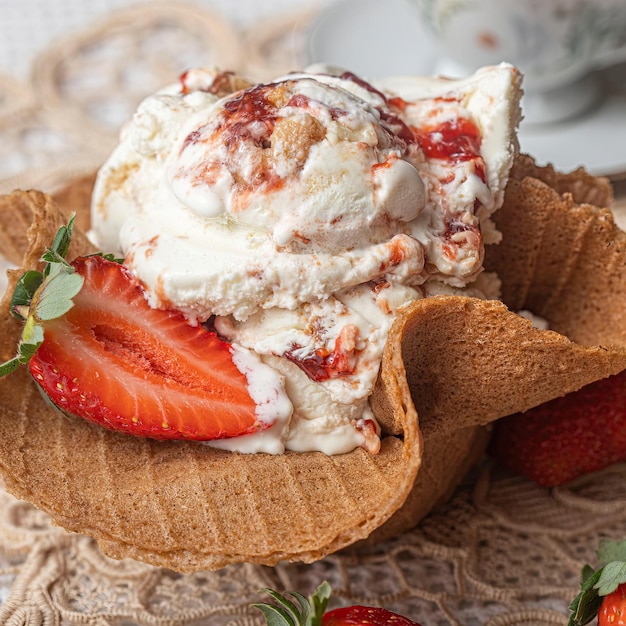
<box><xmin>33</xmin><ymin>269</ymin><xmax>83</xmax><ymax>321</ymax></box>
<box><xmin>94</xmin><ymin>252</ymin><xmax>124</xmax><ymax>264</ymax></box>
<box><xmin>10</xmin><ymin>270</ymin><xmax>44</xmax><ymax>320</ymax></box>
<box><xmin>310</xmin><ymin>581</ymin><xmax>331</xmax><ymax>623</ymax></box>
<box><xmin>581</xmin><ymin>564</ymin><xmax>595</xmax><ymax>582</ymax></box>
<box><xmin>0</xmin><ymin>357</ymin><xmax>22</xmax><ymax>377</ymax></box>
<box><xmin>258</xmin><ymin>588</ymin><xmax>305</xmax><ymax>625</ymax></box>
<box><xmin>595</xmin><ymin>561</ymin><xmax>626</xmax><ymax>596</ymax></box>
<box><xmin>0</xmin><ymin>214</ymin><xmax>85</xmax><ymax>377</ymax></box>
<box><xmin>598</xmin><ymin>539</ymin><xmax>626</xmax><ymax>566</ymax></box>
<box><xmin>43</xmin><ymin>214</ymin><xmax>75</xmax><ymax>276</ymax></box>
<box><xmin>253</xmin><ymin>602</ymin><xmax>297</xmax><ymax>626</ymax></box>
<box><xmin>253</xmin><ymin>582</ymin><xmax>332</xmax><ymax>626</ymax></box>
<box><xmin>290</xmin><ymin>591</ymin><xmax>313</xmax><ymax>624</ymax></box>
<box><xmin>568</xmin><ymin>567</ymin><xmax>604</xmax><ymax>626</ymax></box>
<box><xmin>41</xmin><ymin>249</ymin><xmax>72</xmax><ymax>273</ymax></box>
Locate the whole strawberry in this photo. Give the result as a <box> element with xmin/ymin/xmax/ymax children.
<box><xmin>253</xmin><ymin>581</ymin><xmax>422</xmax><ymax>626</ymax></box>
<box><xmin>488</xmin><ymin>370</ymin><xmax>626</xmax><ymax>487</ymax></box>
<box><xmin>323</xmin><ymin>605</ymin><xmax>422</xmax><ymax>625</ymax></box>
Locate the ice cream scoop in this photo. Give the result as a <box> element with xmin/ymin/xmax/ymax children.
<box><xmin>90</xmin><ymin>63</ymin><xmax>522</xmax><ymax>455</ymax></box>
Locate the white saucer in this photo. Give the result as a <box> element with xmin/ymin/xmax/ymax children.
<box><xmin>307</xmin><ymin>0</ymin><xmax>438</xmax><ymax>78</ymax></box>
<box><xmin>518</xmin><ymin>65</ymin><xmax>626</xmax><ymax>178</ymax></box>
<box><xmin>307</xmin><ymin>0</ymin><xmax>626</xmax><ymax>178</ymax></box>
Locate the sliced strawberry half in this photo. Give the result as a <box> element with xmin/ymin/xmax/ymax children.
<box><xmin>29</xmin><ymin>255</ymin><xmax>267</xmax><ymax>441</ymax></box>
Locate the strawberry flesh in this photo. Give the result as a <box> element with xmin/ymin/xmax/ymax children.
<box><xmin>29</xmin><ymin>255</ymin><xmax>265</xmax><ymax>440</ymax></box>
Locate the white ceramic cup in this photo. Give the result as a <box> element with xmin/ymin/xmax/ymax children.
<box><xmin>412</xmin><ymin>0</ymin><xmax>626</xmax><ymax>124</ymax></box>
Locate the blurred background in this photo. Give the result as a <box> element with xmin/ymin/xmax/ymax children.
<box><xmin>0</xmin><ymin>0</ymin><xmax>625</xmax><ymax>196</ymax></box>
<box><xmin>0</xmin><ymin>0</ymin><xmax>328</xmax><ymax>79</ymax></box>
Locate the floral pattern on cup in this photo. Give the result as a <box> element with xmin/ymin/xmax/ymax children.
<box><xmin>413</xmin><ymin>0</ymin><xmax>626</xmax><ymax>92</ymax></box>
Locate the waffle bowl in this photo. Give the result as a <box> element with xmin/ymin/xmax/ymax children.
<box><xmin>0</xmin><ymin>156</ymin><xmax>625</xmax><ymax>572</ymax></box>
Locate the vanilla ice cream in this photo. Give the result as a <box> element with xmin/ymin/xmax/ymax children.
<box><xmin>90</xmin><ymin>64</ymin><xmax>522</xmax><ymax>455</ymax></box>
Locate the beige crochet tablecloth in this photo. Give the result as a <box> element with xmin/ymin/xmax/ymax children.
<box><xmin>1</xmin><ymin>3</ymin><xmax>626</xmax><ymax>625</ymax></box>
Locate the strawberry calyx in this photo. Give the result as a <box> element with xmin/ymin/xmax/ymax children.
<box><xmin>0</xmin><ymin>215</ymin><xmax>120</xmax><ymax>376</ymax></box>
<box><xmin>253</xmin><ymin>581</ymin><xmax>331</xmax><ymax>626</ymax></box>
<box><xmin>569</xmin><ymin>539</ymin><xmax>626</xmax><ymax>625</ymax></box>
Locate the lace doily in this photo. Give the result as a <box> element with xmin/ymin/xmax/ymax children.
<box><xmin>1</xmin><ymin>3</ymin><xmax>626</xmax><ymax>624</ymax></box>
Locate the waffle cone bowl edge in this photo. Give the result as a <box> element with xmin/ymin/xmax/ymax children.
<box><xmin>0</xmin><ymin>155</ymin><xmax>625</xmax><ymax>572</ymax></box>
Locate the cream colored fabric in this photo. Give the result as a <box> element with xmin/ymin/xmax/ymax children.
<box><xmin>1</xmin><ymin>3</ymin><xmax>626</xmax><ymax>624</ymax></box>
<box><xmin>2</xmin><ymin>464</ymin><xmax>626</xmax><ymax>625</ymax></box>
